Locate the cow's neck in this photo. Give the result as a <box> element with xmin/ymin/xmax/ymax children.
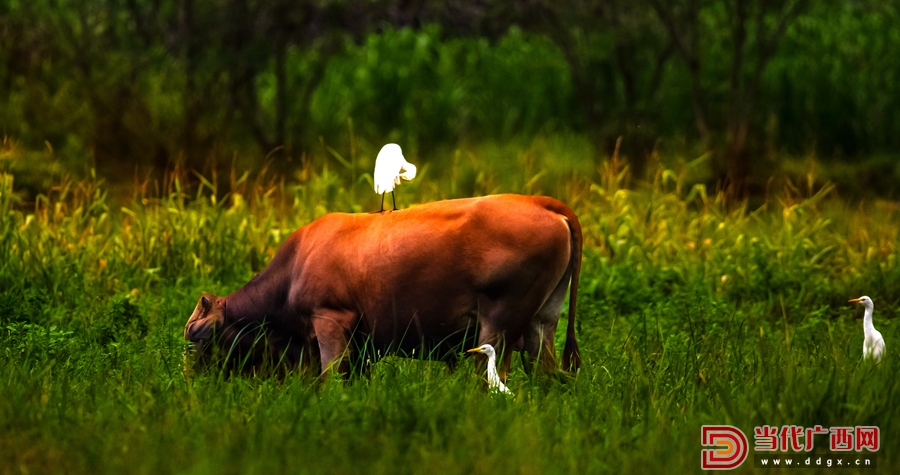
<box><xmin>223</xmin><ymin>264</ymin><xmax>291</xmax><ymax>326</ymax></box>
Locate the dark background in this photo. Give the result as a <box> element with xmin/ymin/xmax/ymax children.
<box><xmin>2</xmin><ymin>0</ymin><xmax>899</xmax><ymax>197</ymax></box>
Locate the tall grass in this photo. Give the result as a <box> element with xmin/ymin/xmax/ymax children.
<box><xmin>1</xmin><ymin>144</ymin><xmax>898</xmax><ymax>474</ymax></box>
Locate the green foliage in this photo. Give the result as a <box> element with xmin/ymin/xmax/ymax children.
<box><xmin>312</xmin><ymin>26</ymin><xmax>574</xmax><ymax>147</ymax></box>
<box><xmin>3</xmin><ymin>0</ymin><xmax>900</xmax><ymax>179</ymax></box>
<box><xmin>1</xmin><ymin>145</ymin><xmax>899</xmax><ymax>473</ymax></box>
<box><xmin>0</xmin><ymin>287</ymin><xmax>50</xmax><ymax>324</ymax></box>
<box><xmin>86</xmin><ymin>294</ymin><xmax>148</xmax><ymax>346</ymax></box>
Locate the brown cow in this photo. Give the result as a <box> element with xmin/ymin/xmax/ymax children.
<box><xmin>183</xmin><ymin>194</ymin><xmax>582</xmax><ymax>379</ymax></box>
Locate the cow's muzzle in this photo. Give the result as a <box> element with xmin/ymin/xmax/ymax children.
<box><xmin>185</xmin><ymin>319</ymin><xmax>215</xmax><ymax>342</ymax></box>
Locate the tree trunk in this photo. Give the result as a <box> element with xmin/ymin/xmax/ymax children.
<box><xmin>564</xmin><ymin>58</ymin><xmax>607</xmax><ymax>153</ymax></box>
<box><xmin>181</xmin><ymin>0</ymin><xmax>197</xmax><ymax>166</ymax></box>
<box><xmin>275</xmin><ymin>38</ymin><xmax>288</xmax><ymax>156</ymax></box>
<box><xmin>722</xmin><ymin>0</ymin><xmax>750</xmax><ymax>199</ymax></box>
<box><xmin>726</xmin><ymin>118</ymin><xmax>750</xmax><ymax>197</ymax></box>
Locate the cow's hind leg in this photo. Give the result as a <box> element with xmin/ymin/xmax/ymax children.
<box><xmin>522</xmin><ymin>268</ymin><xmax>571</xmax><ymax>375</ymax></box>
<box><xmin>522</xmin><ymin>321</ymin><xmax>559</xmax><ymax>374</ymax></box>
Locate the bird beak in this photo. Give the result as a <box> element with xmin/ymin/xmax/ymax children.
<box><xmin>466</xmin><ymin>348</ymin><xmax>482</xmax><ymax>354</ymax></box>
<box><xmin>849</xmin><ymin>298</ymin><xmax>861</xmax><ymax>303</ymax></box>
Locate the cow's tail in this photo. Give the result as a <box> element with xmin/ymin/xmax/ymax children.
<box><xmin>542</xmin><ymin>197</ymin><xmax>582</xmax><ymax>373</ymax></box>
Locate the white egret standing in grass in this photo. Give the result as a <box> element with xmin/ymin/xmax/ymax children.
<box><xmin>373</xmin><ymin>143</ymin><xmax>416</xmax><ymax>212</ymax></box>
<box><xmin>467</xmin><ymin>344</ymin><xmax>512</xmax><ymax>395</ymax></box>
<box><xmin>849</xmin><ymin>296</ymin><xmax>885</xmax><ymax>362</ymax></box>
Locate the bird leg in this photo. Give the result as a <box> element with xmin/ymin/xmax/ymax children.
<box><xmin>380</xmin><ymin>193</ymin><xmax>386</xmax><ymax>213</ymax></box>
<box><xmin>391</xmin><ymin>191</ymin><xmax>398</xmax><ymax>211</ymax></box>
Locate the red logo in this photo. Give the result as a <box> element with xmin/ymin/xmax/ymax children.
<box><xmin>701</xmin><ymin>425</ymin><xmax>749</xmax><ymax>470</ymax></box>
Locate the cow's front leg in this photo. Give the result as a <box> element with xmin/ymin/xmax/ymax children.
<box><xmin>311</xmin><ymin>310</ymin><xmax>355</xmax><ymax>379</ymax></box>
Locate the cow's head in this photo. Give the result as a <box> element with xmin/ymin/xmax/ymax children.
<box><xmin>183</xmin><ymin>293</ymin><xmax>311</xmax><ymax>376</ymax></box>
<box><xmin>184</xmin><ymin>294</ymin><xmax>225</xmax><ymax>343</ymax></box>
<box><xmin>183</xmin><ymin>294</ymin><xmax>227</xmax><ymax>369</ymax></box>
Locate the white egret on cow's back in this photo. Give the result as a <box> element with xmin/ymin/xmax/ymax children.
<box><xmin>373</xmin><ymin>143</ymin><xmax>416</xmax><ymax>212</ymax></box>
<box><xmin>849</xmin><ymin>296</ymin><xmax>885</xmax><ymax>362</ymax></box>
<box><xmin>467</xmin><ymin>344</ymin><xmax>512</xmax><ymax>395</ymax></box>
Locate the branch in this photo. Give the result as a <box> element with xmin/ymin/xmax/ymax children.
<box><xmin>747</xmin><ymin>0</ymin><xmax>808</xmax><ymax>106</ymax></box>
<box><xmin>646</xmin><ymin>39</ymin><xmax>676</xmax><ymax>101</ymax></box>
<box><xmin>758</xmin><ymin>0</ymin><xmax>807</xmax><ymax>68</ymax></box>
<box><xmin>729</xmin><ymin>0</ymin><xmax>747</xmax><ymax>117</ymax></box>
<box><xmin>649</xmin><ymin>0</ymin><xmax>691</xmax><ymax>65</ymax></box>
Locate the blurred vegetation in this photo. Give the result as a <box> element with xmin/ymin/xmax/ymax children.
<box><xmin>1</xmin><ymin>0</ymin><xmax>899</xmax><ymax>198</ymax></box>
<box><xmin>1</xmin><ymin>149</ymin><xmax>899</xmax><ymax>473</ymax></box>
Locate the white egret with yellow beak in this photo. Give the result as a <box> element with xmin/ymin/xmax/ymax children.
<box><xmin>849</xmin><ymin>296</ymin><xmax>885</xmax><ymax>362</ymax></box>
<box><xmin>467</xmin><ymin>344</ymin><xmax>512</xmax><ymax>395</ymax></box>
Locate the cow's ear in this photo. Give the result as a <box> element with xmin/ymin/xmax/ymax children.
<box><xmin>201</xmin><ymin>295</ymin><xmax>212</xmax><ymax>311</ymax></box>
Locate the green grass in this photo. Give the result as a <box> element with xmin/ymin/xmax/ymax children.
<box><xmin>1</xmin><ymin>144</ymin><xmax>899</xmax><ymax>474</ymax></box>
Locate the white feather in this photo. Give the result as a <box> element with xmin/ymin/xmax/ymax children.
<box><xmin>374</xmin><ymin>143</ymin><xmax>416</xmax><ymax>195</ymax></box>
<box><xmin>468</xmin><ymin>344</ymin><xmax>512</xmax><ymax>395</ymax></box>
<box><xmin>851</xmin><ymin>296</ymin><xmax>885</xmax><ymax>363</ymax></box>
